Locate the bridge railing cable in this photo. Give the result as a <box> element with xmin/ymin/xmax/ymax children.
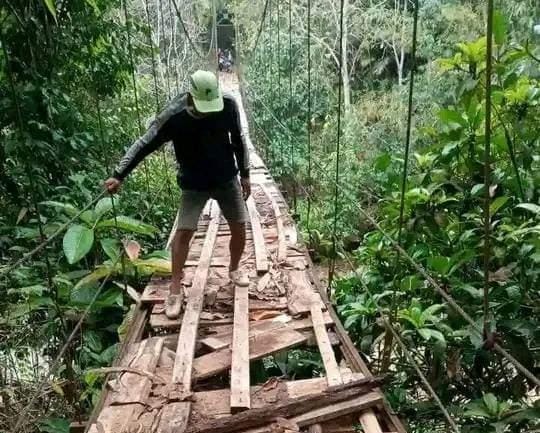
<box><xmin>249</xmin><ymin>115</ymin><xmax>461</xmax><ymax>432</ymax></box>
<box><xmin>241</xmin><ymin>77</ymin><xmax>540</xmax><ymax>387</ymax></box>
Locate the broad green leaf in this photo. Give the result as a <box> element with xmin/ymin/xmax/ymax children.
<box><xmin>438</xmin><ymin>109</ymin><xmax>466</xmax><ymax>129</ymax></box>
<box><xmin>483</xmin><ymin>393</ymin><xmax>499</xmax><ymax>416</ymax></box>
<box><xmin>94</xmin><ymin>197</ymin><xmax>114</xmax><ymax>218</ymax></box>
<box><xmin>471</xmin><ymin>184</ymin><xmax>484</xmax><ymax>197</ymax></box>
<box><xmin>516</xmin><ymin>203</ymin><xmax>540</xmax><ymax>215</ymax></box>
<box><xmin>374</xmin><ymin>153</ymin><xmax>391</xmax><ymax>171</ymax></box>
<box><xmin>97</xmin><ymin>216</ymin><xmax>158</xmax><ymax>235</ymax></box>
<box><xmin>400</xmin><ymin>275</ymin><xmax>422</xmax><ymax>291</ymax></box>
<box><xmin>100</xmin><ymin>238</ymin><xmax>121</xmax><ymax>261</ymax></box>
<box><xmin>73</xmin><ymin>265</ymin><xmax>113</xmax><ymax>290</ymax></box>
<box><xmin>133</xmin><ymin>258</ymin><xmax>171</xmax><ymax>275</ymax></box>
<box><xmin>39</xmin><ymin>417</ymin><xmax>69</xmax><ymax>433</ymax></box>
<box><xmin>41</xmin><ymin>200</ymin><xmax>78</xmax><ymax>217</ymax></box>
<box><xmin>490</xmin><ymin>196</ymin><xmax>509</xmax><ymax>216</ymax></box>
<box><xmin>42</xmin><ymin>0</ymin><xmax>57</xmax><ymax>20</ymax></box>
<box><xmin>493</xmin><ymin>10</ymin><xmax>507</xmax><ymax>46</ymax></box>
<box><xmin>79</xmin><ymin>210</ymin><xmax>95</xmax><ymax>225</ymax></box>
<box><xmin>63</xmin><ymin>225</ymin><xmax>94</xmax><ymax>264</ymax></box>
<box><xmin>427</xmin><ymin>256</ymin><xmax>451</xmax><ymax>275</ymax></box>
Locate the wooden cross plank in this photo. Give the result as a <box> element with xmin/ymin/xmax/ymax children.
<box><xmin>247</xmin><ymin>196</ymin><xmax>269</xmax><ymax>274</ymax></box>
<box><xmin>230</xmin><ymin>285</ymin><xmax>250</xmax><ymax>412</ymax></box>
<box><xmin>199</xmin><ymin>313</ymin><xmax>333</xmax><ymax>351</ymax></box>
<box><xmin>193</xmin><ymin>328</ymin><xmax>307</xmax><ymax>380</ymax></box>
<box><xmin>310</xmin><ymin>300</ymin><xmax>343</xmax><ymax>388</ymax></box>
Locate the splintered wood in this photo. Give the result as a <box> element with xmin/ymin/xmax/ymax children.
<box><xmin>86</xmin><ymin>75</ymin><xmax>405</xmax><ymax>433</ymax></box>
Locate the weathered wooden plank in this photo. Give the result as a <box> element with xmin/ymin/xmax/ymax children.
<box><xmin>310</xmin><ymin>301</ymin><xmax>343</xmax><ymax>388</ymax></box>
<box><xmin>110</xmin><ymin>337</ymin><xmax>164</xmax><ymax>405</ymax></box>
<box><xmin>287</xmin><ymin>270</ymin><xmax>323</xmax><ymax>316</ymax></box>
<box><xmin>291</xmin><ymin>392</ymin><xmax>382</xmax><ymax>427</ymax></box>
<box><xmin>193</xmin><ymin>328</ymin><xmax>307</xmax><ymax>380</ymax></box>
<box><xmin>199</xmin><ymin>313</ymin><xmax>333</xmax><ymax>351</ymax></box>
<box><xmin>358</xmin><ymin>412</ymin><xmax>384</xmax><ymax>433</ymax></box>
<box><xmin>260</xmin><ymin>184</ymin><xmax>287</xmax><ymax>262</ymax></box>
<box><xmin>193</xmin><ymin>378</ymin><xmax>380</xmax><ymax>433</ymax></box>
<box><xmin>256</xmin><ymin>272</ymin><xmax>272</xmax><ymax>293</ymax></box>
<box><xmin>173</xmin><ymin>202</ymin><xmax>221</xmax><ymax>388</ymax></box>
<box><xmin>158</xmin><ymin>402</ymin><xmax>191</xmax><ymax>433</ymax></box>
<box><xmin>247</xmin><ymin>196</ymin><xmax>269</xmax><ymax>274</ymax></box>
<box><xmin>88</xmin><ymin>403</ymin><xmax>144</xmax><ymax>433</ymax></box>
<box><xmin>230</xmin><ymin>285</ymin><xmax>250</xmax><ymax>412</ymax></box>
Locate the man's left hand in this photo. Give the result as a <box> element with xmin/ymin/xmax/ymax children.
<box><xmin>240</xmin><ymin>177</ymin><xmax>251</xmax><ymax>201</ymax></box>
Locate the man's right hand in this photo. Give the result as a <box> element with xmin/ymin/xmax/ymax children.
<box><xmin>104</xmin><ymin>177</ymin><xmax>122</xmax><ymax>194</ymax></box>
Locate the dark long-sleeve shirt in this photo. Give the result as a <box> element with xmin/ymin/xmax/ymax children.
<box><xmin>113</xmin><ymin>92</ymin><xmax>250</xmax><ymax>191</ymax></box>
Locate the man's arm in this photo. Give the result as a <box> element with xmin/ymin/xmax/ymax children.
<box><xmin>228</xmin><ymin>96</ymin><xmax>250</xmax><ymax>199</ymax></box>
<box><xmin>105</xmin><ymin>97</ymin><xmax>183</xmax><ymax>193</ymax></box>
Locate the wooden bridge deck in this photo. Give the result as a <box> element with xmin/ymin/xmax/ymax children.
<box><xmin>84</xmin><ymin>77</ymin><xmax>406</xmax><ymax>433</ymax></box>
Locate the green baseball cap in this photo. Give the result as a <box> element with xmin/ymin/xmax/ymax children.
<box><xmin>189</xmin><ymin>70</ymin><xmax>223</xmax><ymax>113</ymax></box>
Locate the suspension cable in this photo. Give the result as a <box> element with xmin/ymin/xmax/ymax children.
<box><xmin>170</xmin><ymin>0</ymin><xmax>203</xmax><ymax>59</ymax></box>
<box><xmin>241</xmin><ymin>78</ymin><xmax>540</xmax><ymax>386</ymax></box>
<box><xmin>244</xmin><ymin>0</ymin><xmax>270</xmax><ymax>59</ymax></box>
<box><xmin>12</xmin><ymin>254</ymin><xmax>122</xmax><ymax>432</ymax></box>
<box><xmin>482</xmin><ymin>0</ymin><xmax>494</xmax><ymax>343</ymax></box>
<box><xmin>340</xmin><ymin>253</ymin><xmax>461</xmax><ymax>433</ymax></box>
<box><xmin>305</xmin><ymin>0</ymin><xmax>312</xmax><ymax>237</ymax></box>
<box><xmin>288</xmin><ymin>0</ymin><xmax>296</xmax><ymax>213</ymax></box>
<box><xmin>144</xmin><ymin>0</ymin><xmax>162</xmax><ymax>111</ymax></box>
<box><xmin>168</xmin><ymin>0</ymin><xmax>180</xmax><ymax>94</ymax></box>
<box><xmin>159</xmin><ymin>0</ymin><xmax>172</xmax><ymax>99</ymax></box>
<box><xmin>328</xmin><ymin>0</ymin><xmax>345</xmax><ymax>289</ymax></box>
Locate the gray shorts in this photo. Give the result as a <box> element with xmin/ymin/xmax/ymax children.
<box><xmin>177</xmin><ymin>178</ymin><xmax>248</xmax><ymax>231</ymax></box>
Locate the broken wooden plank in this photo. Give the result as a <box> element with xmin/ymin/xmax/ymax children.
<box><xmin>230</xmin><ymin>285</ymin><xmax>250</xmax><ymax>412</ymax></box>
<box><xmin>292</xmin><ymin>392</ymin><xmax>382</xmax><ymax>427</ymax></box>
<box><xmin>87</xmin><ymin>403</ymin><xmax>145</xmax><ymax>433</ymax></box>
<box><xmin>310</xmin><ymin>300</ymin><xmax>343</xmax><ymax>387</ymax></box>
<box><xmin>256</xmin><ymin>272</ymin><xmax>272</xmax><ymax>293</ymax></box>
<box><xmin>110</xmin><ymin>337</ymin><xmax>164</xmax><ymax>405</ymax></box>
<box><xmin>192</xmin><ymin>377</ymin><xmax>381</xmax><ymax>433</ymax></box>
<box><xmin>199</xmin><ymin>313</ymin><xmax>333</xmax><ymax>351</ymax></box>
<box><xmin>358</xmin><ymin>412</ymin><xmax>384</xmax><ymax>433</ymax></box>
<box><xmin>286</xmin><ymin>270</ymin><xmax>322</xmax><ymax>316</ymax></box>
<box><xmin>158</xmin><ymin>402</ymin><xmax>191</xmax><ymax>433</ymax></box>
<box><xmin>193</xmin><ymin>328</ymin><xmax>307</xmax><ymax>380</ymax></box>
<box><xmin>260</xmin><ymin>184</ymin><xmax>287</xmax><ymax>262</ymax></box>
<box><xmin>173</xmin><ymin>202</ymin><xmax>221</xmax><ymax>388</ymax></box>
<box><xmin>247</xmin><ymin>196</ymin><xmax>269</xmax><ymax>274</ymax></box>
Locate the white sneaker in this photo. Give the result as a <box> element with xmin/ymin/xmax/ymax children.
<box><xmin>165</xmin><ymin>293</ymin><xmax>183</xmax><ymax>319</ymax></box>
<box><xmin>229</xmin><ymin>269</ymin><xmax>250</xmax><ymax>287</ymax></box>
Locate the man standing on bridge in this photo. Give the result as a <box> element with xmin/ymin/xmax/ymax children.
<box><xmin>104</xmin><ymin>70</ymin><xmax>251</xmax><ymax>319</ymax></box>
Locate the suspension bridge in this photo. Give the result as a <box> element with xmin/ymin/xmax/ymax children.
<box><xmin>2</xmin><ymin>0</ymin><xmax>539</xmax><ymax>432</ymax></box>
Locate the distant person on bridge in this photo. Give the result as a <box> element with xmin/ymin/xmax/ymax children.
<box><xmin>104</xmin><ymin>70</ymin><xmax>251</xmax><ymax>319</ymax></box>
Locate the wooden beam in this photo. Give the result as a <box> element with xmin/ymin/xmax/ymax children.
<box><xmin>260</xmin><ymin>184</ymin><xmax>287</xmax><ymax>262</ymax></box>
<box><xmin>160</xmin><ymin>203</ymin><xmax>220</xmax><ymax>433</ymax></box>
<box><xmin>358</xmin><ymin>412</ymin><xmax>384</xmax><ymax>433</ymax></box>
<box><xmin>172</xmin><ymin>202</ymin><xmax>220</xmax><ymax>388</ymax></box>
<box><xmin>287</xmin><ymin>270</ymin><xmax>323</xmax><ymax>316</ymax></box>
<box><xmin>193</xmin><ymin>328</ymin><xmax>307</xmax><ymax>380</ymax></box>
<box><xmin>110</xmin><ymin>337</ymin><xmax>164</xmax><ymax>405</ymax></box>
<box><xmin>247</xmin><ymin>196</ymin><xmax>269</xmax><ymax>274</ymax></box>
<box><xmin>193</xmin><ymin>378</ymin><xmax>381</xmax><ymax>433</ymax></box>
<box><xmin>230</xmin><ymin>285</ymin><xmax>250</xmax><ymax>412</ymax></box>
<box><xmin>310</xmin><ymin>300</ymin><xmax>342</xmax><ymax>388</ymax></box>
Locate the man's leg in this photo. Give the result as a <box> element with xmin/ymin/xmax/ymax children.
<box><xmin>228</xmin><ymin>222</ymin><xmax>246</xmax><ymax>272</ymax></box>
<box><xmin>213</xmin><ymin>178</ymin><xmax>249</xmax><ymax>286</ymax></box>
<box><xmin>166</xmin><ymin>190</ymin><xmax>208</xmax><ymax>319</ymax></box>
<box><xmin>170</xmin><ymin>229</ymin><xmax>195</xmax><ymax>294</ymax></box>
